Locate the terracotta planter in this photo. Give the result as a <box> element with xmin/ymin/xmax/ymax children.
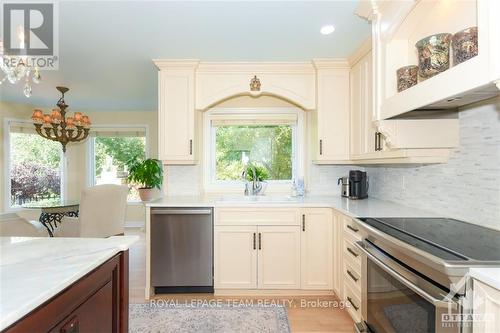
<box><xmin>138</xmin><ymin>188</ymin><xmax>155</xmax><ymax>202</ymax></box>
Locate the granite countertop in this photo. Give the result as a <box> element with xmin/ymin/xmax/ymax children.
<box><xmin>0</xmin><ymin>236</ymin><xmax>138</xmax><ymax>331</ymax></box>
<box><xmin>145</xmin><ymin>195</ymin><xmax>440</xmax><ymax>218</ymax></box>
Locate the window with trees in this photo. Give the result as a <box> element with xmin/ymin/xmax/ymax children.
<box><xmin>7</xmin><ymin>121</ymin><xmax>63</xmax><ymax>209</ymax></box>
<box><xmin>205</xmin><ymin>108</ymin><xmax>303</xmax><ymax>191</ymax></box>
<box><xmin>89</xmin><ymin>128</ymin><xmax>147</xmax><ymax>201</ymax></box>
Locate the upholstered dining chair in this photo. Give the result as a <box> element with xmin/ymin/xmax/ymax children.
<box><xmin>54</xmin><ymin>184</ymin><xmax>128</xmax><ymax>238</ymax></box>
<box><xmin>0</xmin><ymin>213</ymin><xmax>48</xmax><ymax>237</ymax></box>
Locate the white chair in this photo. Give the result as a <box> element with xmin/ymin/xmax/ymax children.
<box><xmin>0</xmin><ymin>212</ymin><xmax>49</xmax><ymax>237</ymax></box>
<box><xmin>54</xmin><ymin>184</ymin><xmax>128</xmax><ymax>238</ymax></box>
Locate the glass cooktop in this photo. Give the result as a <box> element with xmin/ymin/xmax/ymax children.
<box><xmin>358</xmin><ymin>218</ymin><xmax>500</xmax><ymax>262</ymax></box>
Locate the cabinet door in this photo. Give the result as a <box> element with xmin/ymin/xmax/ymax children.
<box><xmin>350</xmin><ymin>51</ymin><xmax>376</xmax><ymax>159</ymax></box>
<box><xmin>473</xmin><ymin>279</ymin><xmax>500</xmax><ymax>333</ymax></box>
<box><xmin>300</xmin><ymin>209</ymin><xmax>333</xmax><ymax>290</ymax></box>
<box><xmin>158</xmin><ymin>66</ymin><xmax>196</xmax><ymax>164</ymax></box>
<box><xmin>315</xmin><ymin>63</ymin><xmax>350</xmax><ymax>162</ymax></box>
<box><xmin>214</xmin><ymin>226</ymin><xmax>257</xmax><ymax>289</ymax></box>
<box><xmin>257</xmin><ymin>226</ymin><xmax>301</xmax><ymax>289</ymax></box>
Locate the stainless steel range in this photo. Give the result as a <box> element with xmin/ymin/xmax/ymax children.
<box><xmin>352</xmin><ymin>217</ymin><xmax>500</xmax><ymax>333</ymax></box>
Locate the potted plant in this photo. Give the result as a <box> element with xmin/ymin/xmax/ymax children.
<box><xmin>127</xmin><ymin>158</ymin><xmax>163</xmax><ymax>201</ymax></box>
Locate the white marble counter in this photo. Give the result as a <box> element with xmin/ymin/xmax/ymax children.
<box><xmin>470</xmin><ymin>268</ymin><xmax>500</xmax><ymax>290</ymax></box>
<box><xmin>145</xmin><ymin>195</ymin><xmax>439</xmax><ymax>218</ymax></box>
<box><xmin>0</xmin><ymin>236</ymin><xmax>138</xmax><ymax>331</ymax></box>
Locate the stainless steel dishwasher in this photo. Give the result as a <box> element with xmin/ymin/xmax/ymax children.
<box><xmin>151</xmin><ymin>207</ymin><xmax>213</xmax><ymax>293</ymax></box>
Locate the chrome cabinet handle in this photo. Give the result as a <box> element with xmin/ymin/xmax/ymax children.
<box><xmin>347</xmin><ymin>247</ymin><xmax>359</xmax><ymax>258</ymax></box>
<box><xmin>347</xmin><ymin>297</ymin><xmax>359</xmax><ymax>311</ymax></box>
<box><xmin>258</xmin><ymin>233</ymin><xmax>262</xmax><ymax>250</ymax></box>
<box><xmin>347</xmin><ymin>225</ymin><xmax>359</xmax><ymax>233</ymax></box>
<box><xmin>151</xmin><ymin>209</ymin><xmax>212</xmax><ymax>215</ymax></box>
<box><xmin>302</xmin><ymin>214</ymin><xmax>305</xmax><ymax>232</ymax></box>
<box><xmin>253</xmin><ymin>233</ymin><xmax>256</xmax><ymax>250</ymax></box>
<box><xmin>347</xmin><ymin>269</ymin><xmax>359</xmax><ymax>282</ymax></box>
<box><xmin>189</xmin><ymin>139</ymin><xmax>193</xmax><ymax>155</ymax></box>
<box><xmin>319</xmin><ymin>139</ymin><xmax>323</xmax><ymax>155</ymax></box>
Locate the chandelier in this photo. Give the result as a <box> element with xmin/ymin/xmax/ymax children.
<box><xmin>31</xmin><ymin>87</ymin><xmax>91</xmax><ymax>152</ymax></box>
<box><xmin>0</xmin><ymin>33</ymin><xmax>42</xmax><ymax>97</ymax></box>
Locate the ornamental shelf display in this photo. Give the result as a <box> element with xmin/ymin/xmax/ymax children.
<box><xmin>31</xmin><ymin>86</ymin><xmax>91</xmax><ymax>152</ymax></box>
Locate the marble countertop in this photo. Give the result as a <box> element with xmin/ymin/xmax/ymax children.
<box><xmin>145</xmin><ymin>195</ymin><xmax>439</xmax><ymax>218</ymax></box>
<box><xmin>469</xmin><ymin>268</ymin><xmax>500</xmax><ymax>290</ymax></box>
<box><xmin>0</xmin><ymin>236</ymin><xmax>138</xmax><ymax>331</ymax></box>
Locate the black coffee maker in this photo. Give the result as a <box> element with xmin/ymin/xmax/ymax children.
<box><xmin>349</xmin><ymin>170</ymin><xmax>368</xmax><ymax>199</ymax></box>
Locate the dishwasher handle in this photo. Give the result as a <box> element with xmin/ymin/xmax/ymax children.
<box><xmin>151</xmin><ymin>209</ymin><xmax>212</xmax><ymax>215</ymax></box>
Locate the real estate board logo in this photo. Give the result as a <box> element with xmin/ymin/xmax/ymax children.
<box><xmin>2</xmin><ymin>1</ymin><xmax>59</xmax><ymax>69</ymax></box>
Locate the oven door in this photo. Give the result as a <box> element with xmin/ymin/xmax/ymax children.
<box><xmin>355</xmin><ymin>240</ymin><xmax>461</xmax><ymax>333</ymax></box>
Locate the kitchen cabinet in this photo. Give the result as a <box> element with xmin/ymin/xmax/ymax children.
<box><xmin>349</xmin><ymin>48</ymin><xmax>459</xmax><ymax>164</ymax></box>
<box><xmin>300</xmin><ymin>208</ymin><xmax>333</xmax><ymax>290</ymax></box>
<box><xmin>4</xmin><ymin>252</ymin><xmax>128</xmax><ymax>333</ymax></box>
<box><xmin>473</xmin><ymin>279</ymin><xmax>500</xmax><ymax>333</ymax></box>
<box><xmin>356</xmin><ymin>0</ymin><xmax>500</xmax><ymax>120</ymax></box>
<box><xmin>215</xmin><ymin>207</ymin><xmax>335</xmax><ymax>291</ymax></box>
<box><xmin>214</xmin><ymin>226</ymin><xmax>257</xmax><ymax>289</ymax></box>
<box><xmin>214</xmin><ymin>224</ymin><xmax>300</xmax><ymax>290</ymax></box>
<box><xmin>154</xmin><ymin>60</ymin><xmax>199</xmax><ymax>165</ymax></box>
<box><xmin>312</xmin><ymin>60</ymin><xmax>351</xmax><ymax>163</ymax></box>
<box><xmin>258</xmin><ymin>226</ymin><xmax>301</xmax><ymax>289</ymax></box>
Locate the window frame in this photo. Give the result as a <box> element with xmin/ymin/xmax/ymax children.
<box><xmin>3</xmin><ymin>118</ymin><xmax>66</xmax><ymax>212</ymax></box>
<box><xmin>86</xmin><ymin>124</ymin><xmax>150</xmax><ymax>204</ymax></box>
<box><xmin>203</xmin><ymin>107</ymin><xmax>305</xmax><ymax>194</ymax></box>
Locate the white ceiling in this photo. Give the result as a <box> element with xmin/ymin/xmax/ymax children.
<box><xmin>0</xmin><ymin>1</ymin><xmax>370</xmax><ymax>111</ymax></box>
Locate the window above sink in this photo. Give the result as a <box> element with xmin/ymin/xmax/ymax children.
<box><xmin>203</xmin><ymin>107</ymin><xmax>305</xmax><ymax>194</ymax></box>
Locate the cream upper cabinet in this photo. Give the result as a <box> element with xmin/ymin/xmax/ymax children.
<box><xmin>214</xmin><ymin>225</ymin><xmax>258</xmax><ymax>289</ymax></box>
<box><xmin>300</xmin><ymin>208</ymin><xmax>333</xmax><ymax>290</ymax></box>
<box><xmin>350</xmin><ymin>51</ymin><xmax>376</xmax><ymax>159</ymax></box>
<box><xmin>313</xmin><ymin>60</ymin><xmax>351</xmax><ymax>163</ymax></box>
<box><xmin>473</xmin><ymin>279</ymin><xmax>500</xmax><ymax>333</ymax></box>
<box><xmin>348</xmin><ymin>47</ymin><xmax>460</xmax><ymax>164</ymax></box>
<box><xmin>257</xmin><ymin>226</ymin><xmax>301</xmax><ymax>290</ymax></box>
<box><xmin>154</xmin><ymin>60</ymin><xmax>198</xmax><ymax>165</ymax></box>
<box><xmin>356</xmin><ymin>0</ymin><xmax>500</xmax><ymax>120</ymax></box>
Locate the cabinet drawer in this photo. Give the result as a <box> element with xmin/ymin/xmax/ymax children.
<box><xmin>216</xmin><ymin>208</ymin><xmax>300</xmax><ymax>226</ymax></box>
<box><xmin>343</xmin><ymin>216</ymin><xmax>362</xmax><ymax>241</ymax></box>
<box><xmin>344</xmin><ymin>258</ymin><xmax>362</xmax><ymax>294</ymax></box>
<box><xmin>343</xmin><ymin>238</ymin><xmax>362</xmax><ymax>268</ymax></box>
<box><xmin>345</xmin><ymin>281</ymin><xmax>362</xmax><ymax>323</ymax></box>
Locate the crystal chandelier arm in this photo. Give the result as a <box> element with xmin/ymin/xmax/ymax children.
<box><xmin>34</xmin><ymin>124</ymin><xmax>56</xmax><ymax>140</ymax></box>
<box><xmin>68</xmin><ymin>127</ymin><xmax>83</xmax><ymax>141</ymax></box>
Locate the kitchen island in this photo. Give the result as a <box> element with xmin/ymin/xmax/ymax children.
<box><xmin>0</xmin><ymin>236</ymin><xmax>137</xmax><ymax>332</ymax></box>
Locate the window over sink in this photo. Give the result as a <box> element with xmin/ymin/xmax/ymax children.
<box><xmin>204</xmin><ymin>108</ymin><xmax>304</xmax><ymax>193</ymax></box>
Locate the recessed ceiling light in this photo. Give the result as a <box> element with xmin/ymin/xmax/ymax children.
<box><xmin>320</xmin><ymin>25</ymin><xmax>335</xmax><ymax>35</ymax></box>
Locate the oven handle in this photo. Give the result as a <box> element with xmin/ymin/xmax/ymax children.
<box><xmin>355</xmin><ymin>241</ymin><xmax>456</xmax><ymax>309</ymax></box>
<box><xmin>151</xmin><ymin>209</ymin><xmax>212</xmax><ymax>215</ymax></box>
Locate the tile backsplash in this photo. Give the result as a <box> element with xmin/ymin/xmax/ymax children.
<box><xmin>367</xmin><ymin>97</ymin><xmax>500</xmax><ymax>230</ymax></box>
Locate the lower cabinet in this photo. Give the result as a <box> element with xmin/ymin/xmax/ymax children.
<box><xmin>300</xmin><ymin>208</ymin><xmax>333</xmax><ymax>290</ymax></box>
<box><xmin>214</xmin><ymin>225</ymin><xmax>300</xmax><ymax>290</ymax></box>
<box><xmin>214</xmin><ymin>226</ymin><xmax>258</xmax><ymax>289</ymax></box>
<box><xmin>214</xmin><ymin>208</ymin><xmax>333</xmax><ymax>291</ymax></box>
<box><xmin>258</xmin><ymin>226</ymin><xmax>301</xmax><ymax>289</ymax></box>
<box><xmin>473</xmin><ymin>279</ymin><xmax>500</xmax><ymax>333</ymax></box>
<box><xmin>5</xmin><ymin>251</ymin><xmax>128</xmax><ymax>333</ymax></box>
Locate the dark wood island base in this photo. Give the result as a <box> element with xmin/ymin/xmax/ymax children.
<box><xmin>3</xmin><ymin>251</ymin><xmax>129</xmax><ymax>333</ymax></box>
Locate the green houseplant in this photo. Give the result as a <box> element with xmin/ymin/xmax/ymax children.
<box><xmin>127</xmin><ymin>158</ymin><xmax>163</xmax><ymax>201</ymax></box>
